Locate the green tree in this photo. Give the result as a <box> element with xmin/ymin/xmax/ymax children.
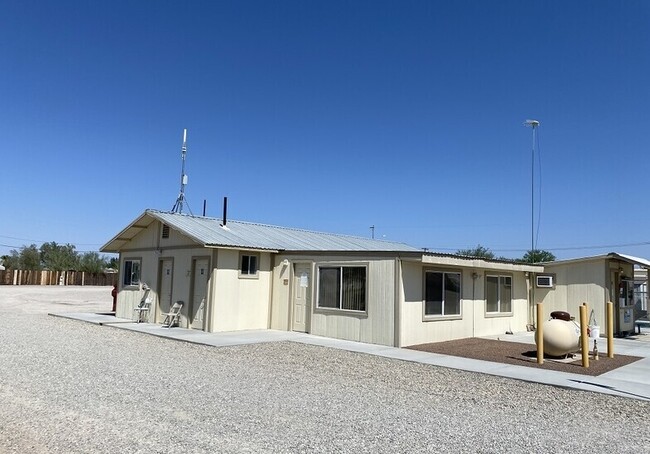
<box><xmin>106</xmin><ymin>256</ymin><xmax>119</xmax><ymax>270</ymax></box>
<box><xmin>5</xmin><ymin>244</ymin><xmax>42</xmax><ymax>270</ymax></box>
<box><xmin>40</xmin><ymin>242</ymin><xmax>79</xmax><ymax>271</ymax></box>
<box><xmin>78</xmin><ymin>252</ymin><xmax>108</xmax><ymax>273</ymax></box>
<box><xmin>521</xmin><ymin>249</ymin><xmax>556</xmax><ymax>264</ymax></box>
<box><xmin>1</xmin><ymin>254</ymin><xmax>17</xmax><ymax>269</ymax></box>
<box><xmin>456</xmin><ymin>244</ymin><xmax>496</xmax><ymax>259</ymax></box>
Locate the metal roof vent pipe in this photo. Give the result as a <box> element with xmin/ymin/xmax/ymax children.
<box><xmin>221</xmin><ymin>196</ymin><xmax>228</xmax><ymax>227</ymax></box>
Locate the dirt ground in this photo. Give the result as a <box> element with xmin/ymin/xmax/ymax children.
<box><xmin>1</xmin><ymin>285</ymin><xmax>642</xmax><ymax>377</ymax></box>
<box><xmin>0</xmin><ymin>285</ymin><xmax>113</xmax><ymax>314</ymax></box>
<box><xmin>408</xmin><ymin>337</ymin><xmax>642</xmax><ymax>376</ymax></box>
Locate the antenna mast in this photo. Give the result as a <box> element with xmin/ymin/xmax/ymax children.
<box><xmin>524</xmin><ymin>119</ymin><xmax>539</xmax><ymax>261</ymax></box>
<box><xmin>171</xmin><ymin>129</ymin><xmax>189</xmax><ymax>214</ymax></box>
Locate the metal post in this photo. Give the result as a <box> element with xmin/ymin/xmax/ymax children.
<box><xmin>580</xmin><ymin>303</ymin><xmax>589</xmax><ymax>368</ymax></box>
<box><xmin>607</xmin><ymin>301</ymin><xmax>614</xmax><ymax>358</ymax></box>
<box><xmin>536</xmin><ymin>302</ymin><xmax>544</xmax><ymax>364</ymax></box>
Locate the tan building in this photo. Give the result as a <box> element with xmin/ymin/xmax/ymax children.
<box><xmin>537</xmin><ymin>253</ymin><xmax>650</xmax><ymax>337</ymax></box>
<box><xmin>101</xmin><ymin>209</ymin><xmax>542</xmax><ymax>347</ymax></box>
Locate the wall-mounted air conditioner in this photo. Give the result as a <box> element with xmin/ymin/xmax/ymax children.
<box><xmin>536</xmin><ymin>275</ymin><xmax>554</xmax><ymax>288</ymax></box>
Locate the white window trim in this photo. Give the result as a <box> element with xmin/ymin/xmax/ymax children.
<box><xmin>315</xmin><ymin>263</ymin><xmax>368</xmax><ymax>315</ymax></box>
<box><xmin>485</xmin><ymin>274</ymin><xmax>513</xmax><ymax>316</ymax></box>
<box><xmin>122</xmin><ymin>257</ymin><xmax>142</xmax><ymax>288</ymax></box>
<box><xmin>423</xmin><ymin>269</ymin><xmax>463</xmax><ymax>321</ymax></box>
<box><xmin>238</xmin><ymin>253</ymin><xmax>260</xmax><ymax>279</ymax></box>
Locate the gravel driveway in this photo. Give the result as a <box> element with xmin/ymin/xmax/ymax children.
<box><xmin>1</xmin><ymin>286</ymin><xmax>649</xmax><ymax>453</ymax></box>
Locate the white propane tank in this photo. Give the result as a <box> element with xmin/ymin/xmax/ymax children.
<box><xmin>540</xmin><ymin>319</ymin><xmax>580</xmax><ymax>357</ymax></box>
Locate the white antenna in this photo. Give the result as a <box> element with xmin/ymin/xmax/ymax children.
<box><xmin>171</xmin><ymin>129</ymin><xmax>190</xmax><ymax>214</ymax></box>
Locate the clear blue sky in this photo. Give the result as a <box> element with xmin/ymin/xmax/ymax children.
<box><xmin>2</xmin><ymin>1</ymin><xmax>649</xmax><ymax>260</ymax></box>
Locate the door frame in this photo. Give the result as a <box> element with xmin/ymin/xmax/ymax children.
<box><xmin>156</xmin><ymin>257</ymin><xmax>174</xmax><ymax>323</ymax></box>
<box><xmin>189</xmin><ymin>255</ymin><xmax>211</xmax><ymax>330</ymax></box>
<box><xmin>291</xmin><ymin>261</ymin><xmax>313</xmax><ymax>333</ymax></box>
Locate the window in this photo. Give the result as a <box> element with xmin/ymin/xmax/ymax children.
<box><xmin>122</xmin><ymin>259</ymin><xmax>141</xmax><ymax>286</ymax></box>
<box><xmin>424</xmin><ymin>271</ymin><xmax>461</xmax><ymax>317</ymax></box>
<box><xmin>317</xmin><ymin>266</ymin><xmax>366</xmax><ymax>312</ymax></box>
<box><xmin>161</xmin><ymin>224</ymin><xmax>170</xmax><ymax>239</ymax></box>
<box><xmin>240</xmin><ymin>254</ymin><xmax>259</xmax><ymax>276</ymax></box>
<box><xmin>486</xmin><ymin>275</ymin><xmax>512</xmax><ymax>313</ymax></box>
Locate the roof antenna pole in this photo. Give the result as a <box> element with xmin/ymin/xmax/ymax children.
<box><xmin>171</xmin><ymin>129</ymin><xmax>189</xmax><ymax>214</ymax></box>
<box><xmin>524</xmin><ymin>119</ymin><xmax>539</xmax><ymax>262</ymax></box>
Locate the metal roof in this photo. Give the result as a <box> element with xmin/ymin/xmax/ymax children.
<box><xmin>101</xmin><ymin>209</ymin><xmax>423</xmax><ymax>253</ymax></box>
<box><xmin>421</xmin><ymin>251</ymin><xmax>544</xmax><ymax>272</ymax></box>
<box><xmin>543</xmin><ymin>252</ymin><xmax>650</xmax><ymax>269</ymax></box>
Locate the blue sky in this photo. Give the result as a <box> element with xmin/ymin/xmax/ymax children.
<box><xmin>1</xmin><ymin>1</ymin><xmax>649</xmax><ymax>260</ymax></box>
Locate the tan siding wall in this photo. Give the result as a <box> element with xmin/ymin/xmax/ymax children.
<box><xmin>399</xmin><ymin>261</ymin><xmax>530</xmax><ymax>346</ymax></box>
<box><xmin>115</xmin><ymin>221</ymin><xmax>209</xmax><ymax>326</ymax></box>
<box><xmin>116</xmin><ymin>250</ymin><xmax>158</xmax><ymax>321</ymax></box>
<box><xmin>269</xmin><ymin>255</ymin><xmax>294</xmax><ymax>331</ymax></box>
<box><xmin>116</xmin><ymin>285</ymin><xmax>151</xmax><ymax>320</ymax></box>
<box><xmin>160</xmin><ymin>223</ymin><xmax>199</xmax><ymax>247</ymax></box>
<box><xmin>209</xmin><ymin>249</ymin><xmax>272</xmax><ymax>331</ymax></box>
<box><xmin>309</xmin><ymin>257</ymin><xmax>396</xmax><ymax>346</ymax></box>
<box><xmin>542</xmin><ymin>259</ymin><xmax>612</xmax><ymax>331</ymax></box>
<box><xmin>122</xmin><ymin>220</ymin><xmax>201</xmax><ymax>250</ymax></box>
<box><xmin>474</xmin><ymin>273</ymin><xmax>528</xmax><ymax>337</ymax></box>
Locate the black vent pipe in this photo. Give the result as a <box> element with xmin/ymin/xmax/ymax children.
<box><xmin>222</xmin><ymin>197</ymin><xmax>228</xmax><ymax>226</ymax></box>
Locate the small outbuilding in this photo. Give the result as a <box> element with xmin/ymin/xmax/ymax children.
<box><xmin>537</xmin><ymin>253</ymin><xmax>650</xmax><ymax>337</ymax></box>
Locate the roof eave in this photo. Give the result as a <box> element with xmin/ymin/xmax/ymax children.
<box><xmin>99</xmin><ymin>212</ymin><xmax>152</xmax><ymax>253</ymax></box>
<box><xmin>422</xmin><ymin>254</ymin><xmax>544</xmax><ymax>272</ymax></box>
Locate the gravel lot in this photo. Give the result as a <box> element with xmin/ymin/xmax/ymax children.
<box><xmin>1</xmin><ymin>286</ymin><xmax>649</xmax><ymax>453</ymax></box>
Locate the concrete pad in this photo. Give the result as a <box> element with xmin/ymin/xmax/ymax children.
<box><xmin>600</xmin><ymin>357</ymin><xmax>650</xmax><ymax>384</ymax></box>
<box><xmin>107</xmin><ymin>323</ymin><xmax>308</xmax><ymax>348</ymax></box>
<box><xmin>49</xmin><ymin>312</ymin><xmax>134</xmax><ymax>325</ymax></box>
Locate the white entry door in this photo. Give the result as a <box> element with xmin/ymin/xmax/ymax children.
<box><xmin>190</xmin><ymin>258</ymin><xmax>209</xmax><ymax>330</ymax></box>
<box><xmin>292</xmin><ymin>263</ymin><xmax>311</xmax><ymax>332</ymax></box>
<box><xmin>158</xmin><ymin>259</ymin><xmax>173</xmax><ymax>323</ymax></box>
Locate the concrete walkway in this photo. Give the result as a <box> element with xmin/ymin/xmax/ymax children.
<box><xmin>50</xmin><ymin>312</ymin><xmax>650</xmax><ymax>402</ymax></box>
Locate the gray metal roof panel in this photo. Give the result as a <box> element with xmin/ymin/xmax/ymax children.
<box><xmin>546</xmin><ymin>252</ymin><xmax>650</xmax><ymax>268</ymax></box>
<box><xmin>147</xmin><ymin>210</ymin><xmax>422</xmax><ymax>252</ymax></box>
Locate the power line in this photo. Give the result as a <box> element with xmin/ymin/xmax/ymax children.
<box><xmin>0</xmin><ymin>234</ymin><xmax>48</xmax><ymax>243</ymax></box>
<box><xmin>0</xmin><ymin>235</ymin><xmax>103</xmax><ymax>246</ymax></box>
<box><xmin>0</xmin><ymin>243</ymin><xmax>22</xmax><ymax>249</ymax></box>
<box><xmin>424</xmin><ymin>240</ymin><xmax>650</xmax><ymax>254</ymax></box>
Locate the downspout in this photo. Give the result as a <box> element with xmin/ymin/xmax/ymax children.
<box><xmin>287</xmin><ymin>260</ymin><xmax>294</xmax><ymax>330</ymax></box>
<box><xmin>471</xmin><ymin>271</ymin><xmax>479</xmax><ymax>338</ymax></box>
<box><xmin>205</xmin><ymin>248</ymin><xmax>218</xmax><ymax>332</ymax></box>
<box><xmin>525</xmin><ymin>271</ymin><xmax>535</xmax><ymax>330</ymax></box>
<box><xmin>531</xmin><ymin>272</ymin><xmax>536</xmax><ymax>328</ymax></box>
<box><xmin>153</xmin><ymin>221</ymin><xmax>163</xmax><ymax>324</ymax></box>
<box><xmin>394</xmin><ymin>257</ymin><xmax>402</xmax><ymax>347</ymax></box>
<box><xmin>266</xmin><ymin>253</ymin><xmax>275</xmax><ymax>329</ymax></box>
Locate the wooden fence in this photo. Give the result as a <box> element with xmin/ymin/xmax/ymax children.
<box><xmin>0</xmin><ymin>269</ymin><xmax>118</xmax><ymax>286</ymax></box>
